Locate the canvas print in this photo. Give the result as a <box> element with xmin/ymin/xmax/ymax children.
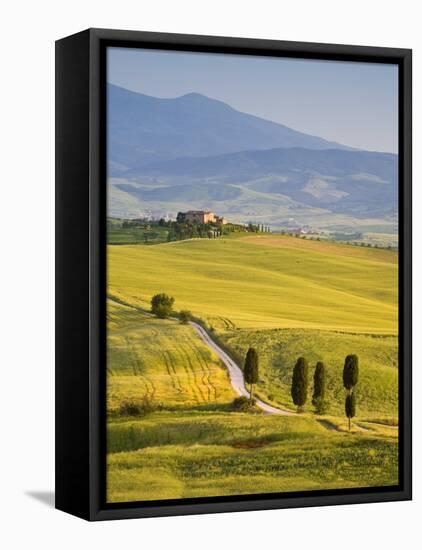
<box><xmin>106</xmin><ymin>47</ymin><xmax>399</xmax><ymax>504</ymax></box>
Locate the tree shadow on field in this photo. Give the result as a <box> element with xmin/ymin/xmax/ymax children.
<box><xmin>26</xmin><ymin>491</ymin><xmax>55</xmax><ymax>508</ymax></box>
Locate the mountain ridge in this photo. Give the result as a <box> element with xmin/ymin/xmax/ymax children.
<box><xmin>108</xmin><ymin>83</ymin><xmax>354</xmax><ymax>174</ymax></box>
<box><xmin>132</xmin><ymin>145</ymin><xmax>397</xmax><ymax>179</ymax></box>
<box><xmin>107</xmin><ymin>84</ymin><xmax>398</xmax><ymax>238</ymax></box>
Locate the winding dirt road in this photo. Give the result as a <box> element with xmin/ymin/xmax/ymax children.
<box><xmin>109</xmin><ymin>297</ymin><xmax>293</xmax><ymax>415</ymax></box>
<box><xmin>190</xmin><ymin>321</ymin><xmax>293</xmax><ymax>415</ymax></box>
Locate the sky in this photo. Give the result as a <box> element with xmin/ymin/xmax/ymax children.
<box><xmin>108</xmin><ymin>47</ymin><xmax>399</xmax><ymax>154</ymax></box>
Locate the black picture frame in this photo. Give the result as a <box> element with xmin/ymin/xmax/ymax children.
<box><xmin>55</xmin><ymin>28</ymin><xmax>412</xmax><ymax>521</ymax></box>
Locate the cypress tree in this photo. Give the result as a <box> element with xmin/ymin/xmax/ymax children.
<box><xmin>343</xmin><ymin>354</ymin><xmax>359</xmax><ymax>429</ymax></box>
<box><xmin>345</xmin><ymin>392</ymin><xmax>356</xmax><ymax>430</ymax></box>
<box><xmin>343</xmin><ymin>354</ymin><xmax>359</xmax><ymax>391</ymax></box>
<box><xmin>244</xmin><ymin>347</ymin><xmax>259</xmax><ymax>401</ymax></box>
<box><xmin>312</xmin><ymin>361</ymin><xmax>326</xmax><ymax>409</ymax></box>
<box><xmin>291</xmin><ymin>357</ymin><xmax>309</xmax><ymax>412</ymax></box>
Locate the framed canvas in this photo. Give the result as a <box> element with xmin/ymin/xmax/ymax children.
<box><xmin>55</xmin><ymin>28</ymin><xmax>412</xmax><ymax>521</ymax></box>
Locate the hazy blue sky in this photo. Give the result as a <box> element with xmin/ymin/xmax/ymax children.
<box><xmin>108</xmin><ymin>47</ymin><xmax>398</xmax><ymax>153</ymax></box>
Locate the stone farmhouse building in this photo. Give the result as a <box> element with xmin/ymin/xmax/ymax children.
<box><xmin>177</xmin><ymin>210</ymin><xmax>227</xmax><ymax>225</ymax></box>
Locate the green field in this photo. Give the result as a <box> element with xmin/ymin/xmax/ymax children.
<box><xmin>108</xmin><ymin>412</ymin><xmax>398</xmax><ymax>502</ymax></box>
<box><xmin>107</xmin><ymin>299</ymin><xmax>236</xmax><ymax>412</ymax></box>
<box><xmin>221</xmin><ymin>328</ymin><xmax>397</xmax><ymax>417</ymax></box>
<box><xmin>107</xmin><ymin>233</ymin><xmax>399</xmax><ymax>502</ymax></box>
<box><xmin>108</xmin><ymin>234</ymin><xmax>397</xmax><ymax>333</ymax></box>
<box><xmin>107</xmin><ymin>222</ymin><xmax>169</xmax><ymax>245</ymax></box>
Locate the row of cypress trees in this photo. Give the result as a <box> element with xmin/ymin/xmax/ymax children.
<box><xmin>244</xmin><ymin>347</ymin><xmax>359</xmax><ymax>429</ymax></box>
<box><xmin>291</xmin><ymin>357</ymin><xmax>325</xmax><ymax>413</ymax></box>
<box><xmin>291</xmin><ymin>355</ymin><xmax>359</xmax><ymax>429</ymax></box>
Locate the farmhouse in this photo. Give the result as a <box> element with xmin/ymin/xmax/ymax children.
<box><xmin>177</xmin><ymin>210</ymin><xmax>227</xmax><ymax>224</ymax></box>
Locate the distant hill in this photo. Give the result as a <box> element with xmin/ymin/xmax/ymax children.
<box><xmin>122</xmin><ymin>147</ymin><xmax>398</xmax><ymax>219</ymax></box>
<box><xmin>107</xmin><ymin>84</ymin><xmax>398</xmax><ymax>237</ymax></box>
<box><xmin>108</xmin><ymin>84</ymin><xmax>351</xmax><ymax>175</ymax></box>
<box><xmin>136</xmin><ymin>146</ymin><xmax>396</xmax><ymax>181</ymax></box>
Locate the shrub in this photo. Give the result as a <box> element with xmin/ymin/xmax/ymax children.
<box><xmin>151</xmin><ymin>293</ymin><xmax>175</xmax><ymax>318</ymax></box>
<box><xmin>232</xmin><ymin>396</ymin><xmax>256</xmax><ymax>412</ymax></box>
<box><xmin>119</xmin><ymin>397</ymin><xmax>159</xmax><ymax>417</ymax></box>
<box><xmin>179</xmin><ymin>310</ymin><xmax>193</xmax><ymax>324</ymax></box>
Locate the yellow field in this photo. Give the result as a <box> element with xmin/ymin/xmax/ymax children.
<box><xmin>108</xmin><ymin>234</ymin><xmax>398</xmax><ymax>333</ymax></box>
<box><xmin>106</xmin><ymin>233</ymin><xmax>399</xmax><ymax>502</ymax></box>
<box><xmin>107</xmin><ymin>299</ymin><xmax>236</xmax><ymax>413</ymax></box>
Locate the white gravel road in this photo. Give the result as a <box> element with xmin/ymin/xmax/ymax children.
<box><xmin>190</xmin><ymin>321</ymin><xmax>294</xmax><ymax>415</ymax></box>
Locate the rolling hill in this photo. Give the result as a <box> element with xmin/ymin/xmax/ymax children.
<box><xmin>119</xmin><ymin>147</ymin><xmax>398</xmax><ymax>220</ymax></box>
<box><xmin>106</xmin><ymin>84</ymin><xmax>400</xmax><ymax>504</ymax></box>
<box><xmin>107</xmin><ymin>233</ymin><xmax>398</xmax><ymax>417</ymax></box>
<box><xmin>106</xmin><ymin>233</ymin><xmax>399</xmax><ymax>501</ymax></box>
<box><xmin>107</xmin><ymin>299</ymin><xmax>236</xmax><ymax>412</ymax></box>
<box><xmin>108</xmin><ymin>234</ymin><xmax>398</xmax><ymax>333</ymax></box>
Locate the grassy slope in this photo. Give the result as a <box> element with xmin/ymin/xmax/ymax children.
<box><xmin>107</xmin><ymin>234</ymin><xmax>399</xmax><ymax>502</ymax></box>
<box><xmin>108</xmin><ymin>234</ymin><xmax>398</xmax><ymax>416</ymax></box>
<box><xmin>222</xmin><ymin>328</ymin><xmax>397</xmax><ymax>417</ymax></box>
<box><xmin>107</xmin><ymin>225</ymin><xmax>169</xmax><ymax>245</ymax></box>
<box><xmin>107</xmin><ymin>300</ymin><xmax>236</xmax><ymax>413</ymax></box>
<box><xmin>108</xmin><ymin>234</ymin><xmax>398</xmax><ymax>333</ymax></box>
<box><xmin>107</xmin><ymin>412</ymin><xmax>398</xmax><ymax>502</ymax></box>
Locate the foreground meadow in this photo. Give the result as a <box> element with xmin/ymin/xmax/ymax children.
<box><xmin>107</xmin><ymin>233</ymin><xmax>399</xmax><ymax>502</ymax></box>
<box><xmin>108</xmin><ymin>412</ymin><xmax>398</xmax><ymax>502</ymax></box>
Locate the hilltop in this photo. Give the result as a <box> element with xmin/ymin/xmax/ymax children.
<box><xmin>108</xmin><ymin>83</ymin><xmax>350</xmax><ymax>173</ymax></box>
<box><xmin>108</xmin><ymin>233</ymin><xmax>398</xmax><ymax>333</ymax></box>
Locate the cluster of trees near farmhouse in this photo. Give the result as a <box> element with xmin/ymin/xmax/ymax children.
<box><xmin>170</xmin><ymin>218</ymin><xmax>269</xmax><ymax>241</ymax></box>
<box><xmin>117</xmin><ymin>216</ymin><xmax>268</xmax><ymax>243</ymax></box>
<box><xmin>151</xmin><ymin>293</ymin><xmax>360</xmax><ymax>428</ymax></box>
